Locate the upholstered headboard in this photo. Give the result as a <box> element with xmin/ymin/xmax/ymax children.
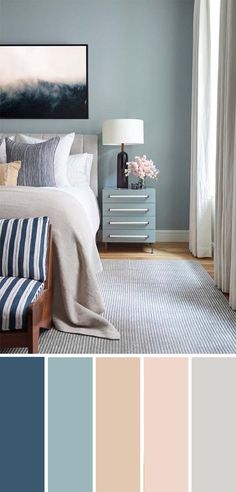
<box><xmin>0</xmin><ymin>133</ymin><xmax>98</xmax><ymax>196</ymax></box>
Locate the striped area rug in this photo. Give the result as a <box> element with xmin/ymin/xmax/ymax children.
<box><xmin>2</xmin><ymin>259</ymin><xmax>236</xmax><ymax>354</ymax></box>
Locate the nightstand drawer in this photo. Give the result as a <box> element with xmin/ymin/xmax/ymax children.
<box><xmin>103</xmin><ymin>216</ymin><xmax>155</xmax><ymax>230</ymax></box>
<box><xmin>103</xmin><ymin>188</ymin><xmax>155</xmax><ymax>203</ymax></box>
<box><xmin>103</xmin><ymin>203</ymin><xmax>155</xmax><ymax>217</ymax></box>
<box><xmin>103</xmin><ymin>229</ymin><xmax>156</xmax><ymax>243</ymax></box>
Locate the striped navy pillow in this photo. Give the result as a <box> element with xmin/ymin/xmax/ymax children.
<box><xmin>0</xmin><ymin>216</ymin><xmax>49</xmax><ymax>282</ymax></box>
<box><xmin>0</xmin><ymin>276</ymin><xmax>44</xmax><ymax>331</ymax></box>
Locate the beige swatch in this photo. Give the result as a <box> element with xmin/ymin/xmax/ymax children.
<box><xmin>144</xmin><ymin>358</ymin><xmax>188</xmax><ymax>492</ymax></box>
<box><xmin>0</xmin><ymin>161</ymin><xmax>21</xmax><ymax>186</ymax></box>
<box><xmin>96</xmin><ymin>358</ymin><xmax>140</xmax><ymax>492</ymax></box>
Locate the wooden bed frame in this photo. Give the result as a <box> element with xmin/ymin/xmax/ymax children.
<box><xmin>0</xmin><ymin>226</ymin><xmax>53</xmax><ymax>354</ymax></box>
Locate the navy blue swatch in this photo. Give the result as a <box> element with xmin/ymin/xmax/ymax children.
<box><xmin>0</xmin><ymin>357</ymin><xmax>44</xmax><ymax>492</ymax></box>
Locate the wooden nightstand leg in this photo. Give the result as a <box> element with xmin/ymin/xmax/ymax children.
<box><xmin>149</xmin><ymin>243</ymin><xmax>154</xmax><ymax>254</ymax></box>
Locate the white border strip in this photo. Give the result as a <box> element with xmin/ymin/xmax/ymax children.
<box><xmin>44</xmin><ymin>357</ymin><xmax>48</xmax><ymax>492</ymax></box>
<box><xmin>140</xmin><ymin>357</ymin><xmax>144</xmax><ymax>492</ymax></box>
<box><xmin>1</xmin><ymin>354</ymin><xmax>234</xmax><ymax>359</ymax></box>
<box><xmin>188</xmin><ymin>357</ymin><xmax>192</xmax><ymax>492</ymax></box>
<box><xmin>93</xmin><ymin>357</ymin><xmax>96</xmax><ymax>492</ymax></box>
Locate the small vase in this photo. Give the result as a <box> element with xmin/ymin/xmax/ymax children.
<box><xmin>137</xmin><ymin>177</ymin><xmax>145</xmax><ymax>189</ymax></box>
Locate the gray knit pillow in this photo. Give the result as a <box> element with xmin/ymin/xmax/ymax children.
<box><xmin>6</xmin><ymin>136</ymin><xmax>59</xmax><ymax>187</ymax></box>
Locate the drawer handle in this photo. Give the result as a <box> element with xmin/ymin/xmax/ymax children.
<box><xmin>109</xmin><ymin>208</ymin><xmax>149</xmax><ymax>212</ymax></box>
<box><xmin>109</xmin><ymin>221</ymin><xmax>149</xmax><ymax>225</ymax></box>
<box><xmin>109</xmin><ymin>194</ymin><xmax>149</xmax><ymax>199</ymax></box>
<box><xmin>109</xmin><ymin>234</ymin><xmax>149</xmax><ymax>239</ymax></box>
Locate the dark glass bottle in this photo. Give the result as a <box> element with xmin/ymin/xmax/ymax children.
<box><xmin>117</xmin><ymin>144</ymin><xmax>128</xmax><ymax>188</ymax></box>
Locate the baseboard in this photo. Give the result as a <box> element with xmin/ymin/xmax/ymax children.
<box><xmin>156</xmin><ymin>230</ymin><xmax>189</xmax><ymax>242</ymax></box>
<box><xmin>97</xmin><ymin>229</ymin><xmax>189</xmax><ymax>242</ymax></box>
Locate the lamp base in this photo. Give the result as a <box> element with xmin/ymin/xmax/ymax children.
<box><xmin>117</xmin><ymin>150</ymin><xmax>128</xmax><ymax>188</ymax></box>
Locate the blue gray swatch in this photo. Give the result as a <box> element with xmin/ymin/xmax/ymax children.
<box><xmin>48</xmin><ymin>357</ymin><xmax>93</xmax><ymax>492</ymax></box>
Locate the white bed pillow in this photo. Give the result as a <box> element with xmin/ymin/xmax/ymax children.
<box><xmin>16</xmin><ymin>133</ymin><xmax>75</xmax><ymax>186</ymax></box>
<box><xmin>67</xmin><ymin>153</ymin><xmax>93</xmax><ymax>186</ymax></box>
<box><xmin>0</xmin><ymin>136</ymin><xmax>15</xmax><ymax>163</ymax></box>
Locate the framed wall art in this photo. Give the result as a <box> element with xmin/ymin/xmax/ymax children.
<box><xmin>0</xmin><ymin>44</ymin><xmax>88</xmax><ymax>119</ymax></box>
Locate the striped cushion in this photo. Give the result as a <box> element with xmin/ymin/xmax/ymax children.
<box><xmin>6</xmin><ymin>137</ymin><xmax>59</xmax><ymax>187</ymax></box>
<box><xmin>0</xmin><ymin>276</ymin><xmax>44</xmax><ymax>331</ymax></box>
<box><xmin>0</xmin><ymin>216</ymin><xmax>49</xmax><ymax>282</ymax></box>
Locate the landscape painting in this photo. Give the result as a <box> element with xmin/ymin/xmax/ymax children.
<box><xmin>0</xmin><ymin>45</ymin><xmax>88</xmax><ymax>119</ymax></box>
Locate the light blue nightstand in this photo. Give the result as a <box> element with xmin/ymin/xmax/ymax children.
<box><xmin>102</xmin><ymin>187</ymin><xmax>156</xmax><ymax>250</ymax></box>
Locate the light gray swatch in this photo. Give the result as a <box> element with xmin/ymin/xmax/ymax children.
<box><xmin>192</xmin><ymin>358</ymin><xmax>236</xmax><ymax>492</ymax></box>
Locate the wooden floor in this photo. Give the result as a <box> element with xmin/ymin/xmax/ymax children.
<box><xmin>98</xmin><ymin>242</ymin><xmax>214</xmax><ymax>278</ymax></box>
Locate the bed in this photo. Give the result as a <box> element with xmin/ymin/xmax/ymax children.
<box><xmin>0</xmin><ymin>133</ymin><xmax>119</xmax><ymax>340</ymax></box>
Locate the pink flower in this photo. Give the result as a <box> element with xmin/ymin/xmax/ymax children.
<box><xmin>124</xmin><ymin>155</ymin><xmax>160</xmax><ymax>181</ymax></box>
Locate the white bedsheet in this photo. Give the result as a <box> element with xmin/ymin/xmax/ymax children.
<box><xmin>56</xmin><ymin>185</ymin><xmax>100</xmax><ymax>237</ymax></box>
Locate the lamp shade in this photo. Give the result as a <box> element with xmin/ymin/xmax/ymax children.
<box><xmin>102</xmin><ymin>119</ymin><xmax>144</xmax><ymax>145</ymax></box>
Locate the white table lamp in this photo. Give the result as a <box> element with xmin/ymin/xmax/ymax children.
<box><xmin>102</xmin><ymin>118</ymin><xmax>144</xmax><ymax>188</ymax></box>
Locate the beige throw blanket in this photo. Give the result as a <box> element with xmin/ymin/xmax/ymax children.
<box><xmin>0</xmin><ymin>186</ymin><xmax>119</xmax><ymax>339</ymax></box>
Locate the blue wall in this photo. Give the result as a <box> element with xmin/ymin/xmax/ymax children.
<box><xmin>0</xmin><ymin>0</ymin><xmax>193</xmax><ymax>230</ymax></box>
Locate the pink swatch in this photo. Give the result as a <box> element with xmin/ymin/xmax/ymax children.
<box><xmin>144</xmin><ymin>358</ymin><xmax>188</xmax><ymax>492</ymax></box>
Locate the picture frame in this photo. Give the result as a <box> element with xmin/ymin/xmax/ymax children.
<box><xmin>0</xmin><ymin>44</ymin><xmax>88</xmax><ymax>119</ymax></box>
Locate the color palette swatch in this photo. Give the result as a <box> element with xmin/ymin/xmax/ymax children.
<box><xmin>48</xmin><ymin>358</ymin><xmax>93</xmax><ymax>492</ymax></box>
<box><xmin>144</xmin><ymin>358</ymin><xmax>188</xmax><ymax>492</ymax></box>
<box><xmin>192</xmin><ymin>358</ymin><xmax>236</xmax><ymax>492</ymax></box>
<box><xmin>97</xmin><ymin>358</ymin><xmax>140</xmax><ymax>492</ymax></box>
<box><xmin>0</xmin><ymin>356</ymin><xmax>236</xmax><ymax>491</ymax></box>
<box><xmin>0</xmin><ymin>357</ymin><xmax>44</xmax><ymax>492</ymax></box>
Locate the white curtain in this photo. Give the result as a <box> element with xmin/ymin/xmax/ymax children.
<box><xmin>215</xmin><ymin>0</ymin><xmax>236</xmax><ymax>309</ymax></box>
<box><xmin>189</xmin><ymin>0</ymin><xmax>220</xmax><ymax>258</ymax></box>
